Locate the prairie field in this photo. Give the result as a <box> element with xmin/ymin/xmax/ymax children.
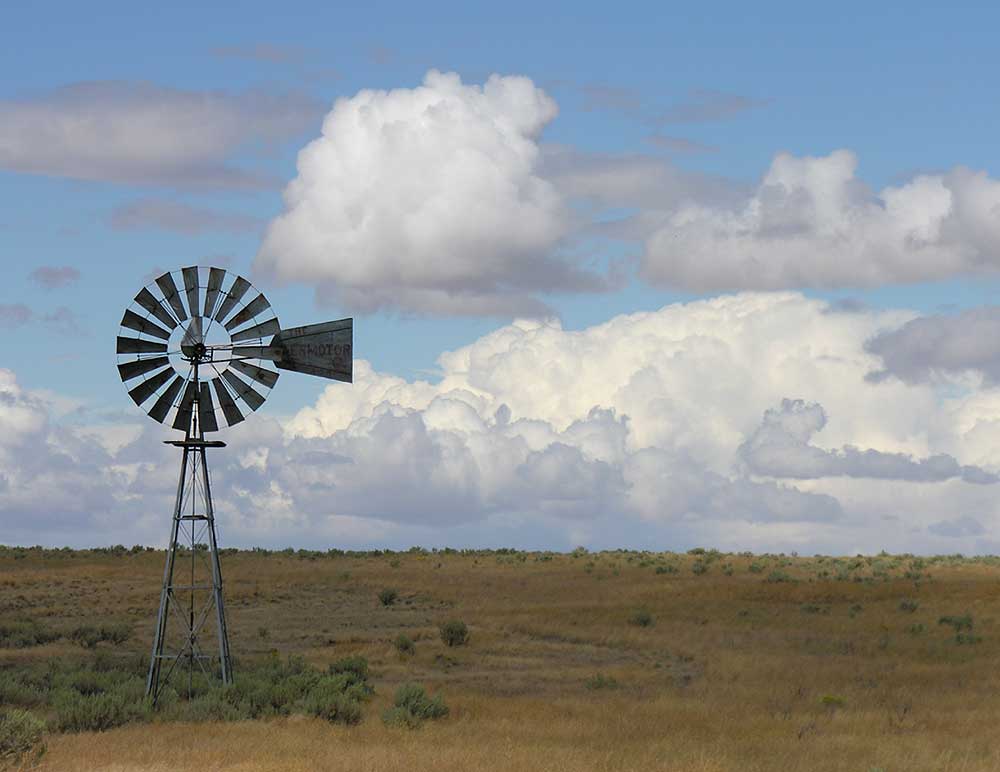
<box><xmin>2</xmin><ymin>545</ymin><xmax>1000</xmax><ymax>771</ymax></box>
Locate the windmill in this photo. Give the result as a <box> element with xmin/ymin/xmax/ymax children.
<box><xmin>115</xmin><ymin>266</ymin><xmax>352</xmax><ymax>702</ymax></box>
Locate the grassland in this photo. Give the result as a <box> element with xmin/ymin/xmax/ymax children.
<box><xmin>3</xmin><ymin>545</ymin><xmax>1000</xmax><ymax>771</ymax></box>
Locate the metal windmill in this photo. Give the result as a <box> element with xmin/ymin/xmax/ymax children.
<box><xmin>115</xmin><ymin>266</ymin><xmax>352</xmax><ymax>702</ymax></box>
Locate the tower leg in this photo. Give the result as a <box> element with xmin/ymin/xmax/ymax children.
<box><xmin>200</xmin><ymin>445</ymin><xmax>232</xmax><ymax>684</ymax></box>
<box><xmin>146</xmin><ymin>445</ymin><xmax>188</xmax><ymax>701</ymax></box>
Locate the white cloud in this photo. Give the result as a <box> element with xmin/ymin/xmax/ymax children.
<box><xmin>0</xmin><ymin>82</ymin><xmax>322</xmax><ymax>188</ymax></box>
<box><xmin>643</xmin><ymin>150</ymin><xmax>1000</xmax><ymax>290</ymax></box>
<box><xmin>6</xmin><ymin>293</ymin><xmax>1000</xmax><ymax>553</ymax></box>
<box><xmin>109</xmin><ymin>198</ymin><xmax>262</xmax><ymax>234</ymax></box>
<box><xmin>865</xmin><ymin>307</ymin><xmax>1000</xmax><ymax>385</ymax></box>
<box><xmin>740</xmin><ymin>399</ymin><xmax>997</xmax><ymax>483</ymax></box>
<box><xmin>255</xmin><ymin>70</ymin><xmax>613</xmax><ymax>316</ymax></box>
<box><xmin>274</xmin><ymin>292</ymin><xmax>1000</xmax><ymax>551</ymax></box>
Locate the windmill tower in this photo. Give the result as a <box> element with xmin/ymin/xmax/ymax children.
<box><xmin>115</xmin><ymin>266</ymin><xmax>352</xmax><ymax>702</ymax></box>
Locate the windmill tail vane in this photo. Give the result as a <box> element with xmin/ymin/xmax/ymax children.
<box><xmin>115</xmin><ymin>266</ymin><xmax>353</xmax><ymax>703</ymax></box>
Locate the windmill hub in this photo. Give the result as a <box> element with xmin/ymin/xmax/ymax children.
<box><xmin>114</xmin><ymin>265</ymin><xmax>353</xmax><ymax>704</ymax></box>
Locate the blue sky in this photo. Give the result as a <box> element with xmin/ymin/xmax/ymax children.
<box><xmin>3</xmin><ymin>1</ymin><xmax>1000</xmax><ymax>551</ymax></box>
<box><xmin>4</xmin><ymin>1</ymin><xmax>999</xmax><ymax>399</ymax></box>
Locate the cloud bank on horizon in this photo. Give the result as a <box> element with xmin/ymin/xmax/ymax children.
<box><xmin>4</xmin><ymin>293</ymin><xmax>1000</xmax><ymax>555</ymax></box>
<box><xmin>4</xmin><ymin>69</ymin><xmax>1000</xmax><ymax>554</ymax></box>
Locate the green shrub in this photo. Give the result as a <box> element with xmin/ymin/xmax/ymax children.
<box><xmin>69</xmin><ymin>626</ymin><xmax>102</xmax><ymax>649</ymax></box>
<box><xmin>691</xmin><ymin>561</ymin><xmax>708</xmax><ymax>575</ymax></box>
<box><xmin>898</xmin><ymin>598</ymin><xmax>919</xmax><ymax>613</ymax></box>
<box><xmin>52</xmin><ymin>689</ymin><xmax>147</xmax><ymax>732</ymax></box>
<box><xmin>328</xmin><ymin>655</ymin><xmax>369</xmax><ymax>685</ymax></box>
<box><xmin>628</xmin><ymin>609</ymin><xmax>654</xmax><ymax>627</ymax></box>
<box><xmin>68</xmin><ymin>623</ymin><xmax>131</xmax><ymax>649</ymax></box>
<box><xmin>381</xmin><ymin>706</ymin><xmax>422</xmax><ymax>728</ymax></box>
<box><xmin>169</xmin><ymin>693</ymin><xmax>246</xmax><ymax>722</ymax></box>
<box><xmin>382</xmin><ymin>683</ymin><xmax>448</xmax><ymax>728</ymax></box>
<box><xmin>0</xmin><ymin>678</ymin><xmax>46</xmax><ymax>709</ymax></box>
<box><xmin>394</xmin><ymin>634</ymin><xmax>415</xmax><ymax>656</ymax></box>
<box><xmin>0</xmin><ymin>708</ymin><xmax>46</xmax><ymax>763</ymax></box>
<box><xmin>0</xmin><ymin>620</ymin><xmax>61</xmax><ymax>649</ymax></box>
<box><xmin>765</xmin><ymin>570</ymin><xmax>793</xmax><ymax>584</ymax></box>
<box><xmin>819</xmin><ymin>694</ymin><xmax>845</xmax><ymax>709</ymax></box>
<box><xmin>439</xmin><ymin>620</ymin><xmax>469</xmax><ymax>647</ymax></box>
<box><xmin>379</xmin><ymin>588</ymin><xmax>399</xmax><ymax>607</ymax></box>
<box><xmin>654</xmin><ymin>564</ymin><xmax>677</xmax><ymax>575</ymax></box>
<box><xmin>304</xmin><ymin>678</ymin><xmax>363</xmax><ymax>725</ymax></box>
<box><xmin>584</xmin><ymin>673</ymin><xmax>619</xmax><ymax>690</ymax></box>
<box><xmin>939</xmin><ymin>614</ymin><xmax>974</xmax><ymax>632</ymax></box>
<box><xmin>748</xmin><ymin>562</ymin><xmax>764</xmax><ymax>574</ymax></box>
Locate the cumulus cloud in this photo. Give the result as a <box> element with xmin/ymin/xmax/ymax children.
<box><xmin>6</xmin><ymin>293</ymin><xmax>1000</xmax><ymax>553</ymax></box>
<box><xmin>109</xmin><ymin>199</ymin><xmax>262</xmax><ymax>234</ymax></box>
<box><xmin>0</xmin><ymin>81</ymin><xmax>322</xmax><ymax>188</ymax></box>
<box><xmin>865</xmin><ymin>307</ymin><xmax>1000</xmax><ymax>385</ymax></box>
<box><xmin>643</xmin><ymin>150</ymin><xmax>1000</xmax><ymax>290</ymax></box>
<box><xmin>28</xmin><ymin>266</ymin><xmax>80</xmax><ymax>289</ymax></box>
<box><xmin>740</xmin><ymin>399</ymin><xmax>997</xmax><ymax>484</ymax></box>
<box><xmin>255</xmin><ymin>70</ymin><xmax>616</xmax><ymax>316</ymax></box>
<box><xmin>0</xmin><ymin>370</ymin><xmax>133</xmax><ymax>543</ymax></box>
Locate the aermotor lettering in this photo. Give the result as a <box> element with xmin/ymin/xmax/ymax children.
<box><xmin>284</xmin><ymin>342</ymin><xmax>351</xmax><ymax>364</ymax></box>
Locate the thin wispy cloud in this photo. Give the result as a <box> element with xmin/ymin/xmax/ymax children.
<box><xmin>28</xmin><ymin>265</ymin><xmax>80</xmax><ymax>289</ymax></box>
<box><xmin>210</xmin><ymin>43</ymin><xmax>307</xmax><ymax>64</ymax></box>
<box><xmin>0</xmin><ymin>304</ymin><xmax>33</xmax><ymax>329</ymax></box>
<box><xmin>655</xmin><ymin>89</ymin><xmax>769</xmax><ymax>124</ymax></box>
<box><xmin>109</xmin><ymin>198</ymin><xmax>262</xmax><ymax>235</ymax></box>
<box><xmin>0</xmin><ymin>81</ymin><xmax>324</xmax><ymax>189</ymax></box>
<box><xmin>645</xmin><ymin>134</ymin><xmax>718</xmax><ymax>154</ymax></box>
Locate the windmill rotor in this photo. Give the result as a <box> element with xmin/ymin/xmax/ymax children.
<box><xmin>116</xmin><ymin>266</ymin><xmax>283</xmax><ymax>431</ymax></box>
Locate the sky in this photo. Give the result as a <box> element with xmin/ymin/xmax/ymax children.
<box><xmin>2</xmin><ymin>1</ymin><xmax>1000</xmax><ymax>553</ymax></box>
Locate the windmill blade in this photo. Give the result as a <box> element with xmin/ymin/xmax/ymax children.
<box><xmin>182</xmin><ymin>266</ymin><xmax>201</xmax><ymax>320</ymax></box>
<box><xmin>221</xmin><ymin>370</ymin><xmax>265</xmax><ymax>411</ymax></box>
<box><xmin>224</xmin><ymin>294</ymin><xmax>271</xmax><ymax>332</ymax></box>
<box><xmin>155</xmin><ymin>272</ymin><xmax>188</xmax><ymax>323</ymax></box>
<box><xmin>117</xmin><ymin>336</ymin><xmax>168</xmax><ymax>354</ymax></box>
<box><xmin>198</xmin><ymin>382</ymin><xmax>219</xmax><ymax>433</ymax></box>
<box><xmin>121</xmin><ymin>309</ymin><xmax>171</xmax><ymax>340</ymax></box>
<box><xmin>230</xmin><ymin>360</ymin><xmax>279</xmax><ymax>389</ymax></box>
<box><xmin>213</xmin><ymin>276</ymin><xmax>250</xmax><ymax>324</ymax></box>
<box><xmin>127</xmin><ymin>367</ymin><xmax>174</xmax><ymax>406</ymax></box>
<box><xmin>118</xmin><ymin>356</ymin><xmax>171</xmax><ymax>382</ymax></box>
<box><xmin>149</xmin><ymin>375</ymin><xmax>185</xmax><ymax>423</ymax></box>
<box><xmin>230</xmin><ymin>318</ymin><xmax>280</xmax><ymax>343</ymax></box>
<box><xmin>134</xmin><ymin>288</ymin><xmax>178</xmax><ymax>330</ymax></box>
<box><xmin>172</xmin><ymin>381</ymin><xmax>198</xmax><ymax>431</ymax></box>
<box><xmin>203</xmin><ymin>267</ymin><xmax>226</xmax><ymax>318</ymax></box>
<box><xmin>212</xmin><ymin>377</ymin><xmax>244</xmax><ymax>427</ymax></box>
<box><xmin>270</xmin><ymin>319</ymin><xmax>353</xmax><ymax>382</ymax></box>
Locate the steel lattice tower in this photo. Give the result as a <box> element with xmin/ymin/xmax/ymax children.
<box><xmin>114</xmin><ymin>266</ymin><xmax>353</xmax><ymax>704</ymax></box>
<box><xmin>147</xmin><ymin>361</ymin><xmax>232</xmax><ymax>702</ymax></box>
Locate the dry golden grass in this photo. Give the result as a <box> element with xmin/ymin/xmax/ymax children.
<box><xmin>4</xmin><ymin>547</ymin><xmax>1000</xmax><ymax>770</ymax></box>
